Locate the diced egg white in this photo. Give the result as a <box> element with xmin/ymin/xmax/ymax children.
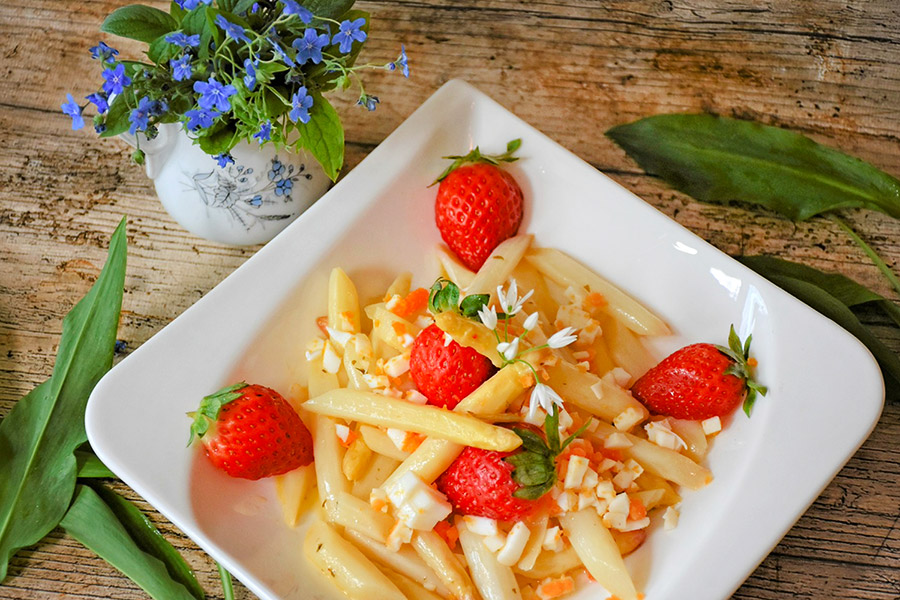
<box><xmin>305</xmin><ymin>338</ymin><xmax>325</xmax><ymax>361</ymax></box>
<box><xmin>597</xmin><ymin>458</ymin><xmax>619</xmax><ymax>473</ymax></box>
<box><xmin>322</xmin><ymin>340</ymin><xmax>342</xmax><ymax>374</ymax></box>
<box><xmin>386</xmin><ymin>428</ymin><xmax>409</xmax><ymax>451</ymax></box>
<box><xmin>443</xmin><ymin>332</ymin><xmax>454</xmax><ymax>347</ymax></box>
<box><xmin>564</xmin><ymin>455</ymin><xmax>590</xmax><ymax>490</ymax></box>
<box><xmin>664</xmin><ymin>506</ymin><xmax>680</xmax><ymax>531</ymax></box>
<box><xmin>556</xmin><ymin>490</ymin><xmax>577</xmax><ymax>512</ymax></box>
<box><xmin>405</xmin><ymin>389</ymin><xmax>428</xmax><ymax>405</ymax></box>
<box><xmin>463</xmin><ymin>516</ymin><xmax>499</xmax><ymax>537</ymax></box>
<box><xmin>325</xmin><ymin>326</ymin><xmax>353</xmax><ymax>349</ymax></box>
<box><xmin>363</xmin><ymin>374</ymin><xmax>390</xmax><ymax>389</ymax></box>
<box><xmin>581</xmin><ymin>467</ymin><xmax>599</xmax><ymax>490</ymax></box>
<box><xmin>483</xmin><ymin>533</ymin><xmax>507</xmax><ymax>553</ymax></box>
<box><xmin>612</xmin><ymin>469</ymin><xmax>636</xmax><ymax>491</ymax></box>
<box><xmin>577</xmin><ymin>490</ymin><xmax>597</xmax><ymax>510</ymax></box>
<box><xmin>396</xmin><ymin>486</ymin><xmax>452</xmax><ymax>530</ymax></box>
<box><xmin>386</xmin><ymin>520</ymin><xmax>413</xmax><ymax>551</ymax></box>
<box><xmin>542</xmin><ymin>526</ymin><xmax>565</xmax><ymax>552</ymax></box>
<box><xmin>402</xmin><ymin>333</ymin><xmax>416</xmax><ymax>347</ymax></box>
<box><xmin>496</xmin><ymin>522</ymin><xmax>531</xmax><ymax>566</ymax></box>
<box><xmin>645</xmin><ymin>420</ymin><xmax>687</xmax><ymax>450</ymax></box>
<box><xmin>385</xmin><ymin>295</ymin><xmax>401</xmax><ymax>311</ymax></box>
<box><xmin>415</xmin><ymin>315</ymin><xmax>434</xmax><ymax>329</ymax></box>
<box><xmin>613</xmin><ymin>407</ymin><xmax>644</xmax><ymax>432</ymax></box>
<box><xmin>620</xmin><ymin>516</ymin><xmax>650</xmax><ymax>532</ymax></box>
<box><xmin>623</xmin><ymin>458</ymin><xmax>644</xmax><ymax>478</ymax></box>
<box><xmin>702</xmin><ymin>416</ymin><xmax>722</xmax><ymax>435</ymax></box>
<box><xmin>590</xmin><ymin>380</ymin><xmax>604</xmax><ymax>400</ymax></box>
<box><xmin>334</xmin><ymin>424</ymin><xmax>351</xmax><ymax>445</ymax></box>
<box><xmin>384</xmin><ymin>354</ymin><xmax>410</xmax><ymax>377</ymax></box>
<box><xmin>595</xmin><ymin>480</ymin><xmax>617</xmax><ymax>503</ymax></box>
<box><xmin>610</xmin><ymin>367</ymin><xmax>632</xmax><ymax>388</ymax></box>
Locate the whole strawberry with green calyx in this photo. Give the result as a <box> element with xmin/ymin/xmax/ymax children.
<box><xmin>433</xmin><ymin>139</ymin><xmax>525</xmax><ymax>272</ymax></box>
<box><xmin>436</xmin><ymin>407</ymin><xmax>589</xmax><ymax>520</ymax></box>
<box><xmin>188</xmin><ymin>382</ymin><xmax>314</xmax><ymax>480</ymax></box>
<box><xmin>631</xmin><ymin>325</ymin><xmax>768</xmax><ymax>420</ymax></box>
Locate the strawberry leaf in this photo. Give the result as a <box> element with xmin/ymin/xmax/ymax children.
<box><xmin>544</xmin><ymin>406</ymin><xmax>561</xmax><ymax>454</ymax></box>
<box><xmin>459</xmin><ymin>294</ymin><xmax>490</xmax><ymax>318</ymax></box>
<box><xmin>187</xmin><ymin>382</ymin><xmax>246</xmax><ymax>445</ymax></box>
<box><xmin>511</xmin><ymin>428</ymin><xmax>551</xmax><ymax>456</ymax></box>
<box><xmin>431</xmin><ymin>138</ymin><xmax>522</xmax><ymax>185</ymax></box>
<box><xmin>513</xmin><ymin>480</ymin><xmax>556</xmax><ymax>501</ymax></box>
<box><xmin>428</xmin><ymin>279</ymin><xmax>459</xmax><ymax>314</ymax></box>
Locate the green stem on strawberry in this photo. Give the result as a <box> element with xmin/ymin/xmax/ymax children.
<box><xmin>187</xmin><ymin>382</ymin><xmax>248</xmax><ymax>445</ymax></box>
<box><xmin>431</xmin><ymin>138</ymin><xmax>523</xmax><ymax>185</ymax></box>
<box><xmin>714</xmin><ymin>325</ymin><xmax>767</xmax><ymax>416</ymax></box>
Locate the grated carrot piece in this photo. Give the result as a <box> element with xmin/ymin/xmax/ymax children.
<box><xmin>316</xmin><ymin>316</ymin><xmax>329</xmax><ymax>335</ymax></box>
<box><xmin>392</xmin><ymin>321</ymin><xmax>407</xmax><ymax>337</ymax></box>
<box><xmin>536</xmin><ymin>575</ymin><xmax>575</xmax><ymax>599</ymax></box>
<box><xmin>433</xmin><ymin>520</ymin><xmax>459</xmax><ymax>550</ymax></box>
<box><xmin>748</xmin><ymin>357</ymin><xmax>758</xmax><ymax>367</ymax></box>
<box><xmin>628</xmin><ymin>497</ymin><xmax>647</xmax><ymax>521</ymax></box>
<box><xmin>584</xmin><ymin>292</ymin><xmax>608</xmax><ymax>309</ymax></box>
<box><xmin>337</xmin><ymin>428</ymin><xmax>359</xmax><ymax>448</ymax></box>
<box><xmin>401</xmin><ymin>432</ymin><xmax>426</xmax><ymax>453</ymax></box>
<box><xmin>391</xmin><ymin>288</ymin><xmax>429</xmax><ymax>319</ymax></box>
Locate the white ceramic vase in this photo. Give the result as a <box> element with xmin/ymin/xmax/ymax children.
<box><xmin>123</xmin><ymin>123</ymin><xmax>331</xmax><ymax>245</ymax></box>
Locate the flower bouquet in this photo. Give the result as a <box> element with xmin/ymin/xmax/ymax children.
<box><xmin>62</xmin><ymin>0</ymin><xmax>409</xmax><ymax>181</ymax></box>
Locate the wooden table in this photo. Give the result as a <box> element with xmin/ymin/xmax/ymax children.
<box><xmin>1</xmin><ymin>1</ymin><xmax>898</xmax><ymax>598</ymax></box>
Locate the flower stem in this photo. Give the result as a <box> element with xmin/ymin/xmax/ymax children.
<box><xmin>217</xmin><ymin>561</ymin><xmax>235</xmax><ymax>600</ymax></box>
<box><xmin>828</xmin><ymin>214</ymin><xmax>900</xmax><ymax>299</ymax></box>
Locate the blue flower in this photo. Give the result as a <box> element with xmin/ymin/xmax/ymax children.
<box><xmin>215</xmin><ymin>15</ymin><xmax>251</xmax><ymax>44</ymax></box>
<box><xmin>281</xmin><ymin>0</ymin><xmax>313</xmax><ymax>23</ymax></box>
<box><xmin>268</xmin><ymin>36</ymin><xmax>295</xmax><ymax>67</ymax></box>
<box><xmin>149</xmin><ymin>98</ymin><xmax>168</xmax><ymax>117</ymax></box>
<box><xmin>332</xmin><ymin>18</ymin><xmax>366</xmax><ymax>53</ymax></box>
<box><xmin>90</xmin><ymin>41</ymin><xmax>119</xmax><ymax>63</ymax></box>
<box><xmin>175</xmin><ymin>0</ymin><xmax>212</xmax><ymax>9</ymax></box>
<box><xmin>249</xmin><ymin>195</ymin><xmax>263</xmax><ymax>207</ymax></box>
<box><xmin>250</xmin><ymin>3</ymin><xmax>260</xmax><ymax>14</ymax></box>
<box><xmin>185</xmin><ymin>108</ymin><xmax>218</xmax><ymax>130</ymax></box>
<box><xmin>292</xmin><ymin>28</ymin><xmax>330</xmax><ymax>65</ymax></box>
<box><xmin>170</xmin><ymin>55</ymin><xmax>193</xmax><ymax>81</ymax></box>
<box><xmin>214</xmin><ymin>153</ymin><xmax>234</xmax><ymax>168</ymax></box>
<box><xmin>275</xmin><ymin>178</ymin><xmax>293</xmax><ymax>196</ymax></box>
<box><xmin>86</xmin><ymin>92</ymin><xmax>109</xmax><ymax>114</ymax></box>
<box><xmin>357</xmin><ymin>94</ymin><xmax>379</xmax><ymax>111</ymax></box>
<box><xmin>101</xmin><ymin>63</ymin><xmax>132</xmax><ymax>96</ymax></box>
<box><xmin>193</xmin><ymin>77</ymin><xmax>237</xmax><ymax>112</ymax></box>
<box><xmin>61</xmin><ymin>94</ymin><xmax>84</xmax><ymax>130</ymax></box>
<box><xmin>289</xmin><ymin>87</ymin><xmax>314</xmax><ymax>123</ymax></box>
<box><xmin>391</xmin><ymin>44</ymin><xmax>409</xmax><ymax>78</ymax></box>
<box><xmin>268</xmin><ymin>159</ymin><xmax>285</xmax><ymax>180</ymax></box>
<box><xmin>253</xmin><ymin>121</ymin><xmax>272</xmax><ymax>144</ymax></box>
<box><xmin>165</xmin><ymin>31</ymin><xmax>201</xmax><ymax>48</ymax></box>
<box><xmin>129</xmin><ymin>96</ymin><xmax>153</xmax><ymax>134</ymax></box>
<box><xmin>94</xmin><ymin>121</ymin><xmax>106</xmax><ymax>134</ymax></box>
<box><xmin>243</xmin><ymin>57</ymin><xmax>258</xmax><ymax>91</ymax></box>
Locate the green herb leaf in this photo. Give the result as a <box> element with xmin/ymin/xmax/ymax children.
<box><xmin>101</xmin><ymin>5</ymin><xmax>179</xmax><ymax>43</ymax></box>
<box><xmin>304</xmin><ymin>0</ymin><xmax>357</xmax><ymax>20</ymax></box>
<box><xmin>459</xmin><ymin>294</ymin><xmax>490</xmax><ymax>318</ymax></box>
<box><xmin>0</xmin><ymin>219</ymin><xmax>126</xmax><ymax>582</ymax></box>
<box><xmin>297</xmin><ymin>93</ymin><xmax>344</xmax><ymax>181</ymax></box>
<box><xmin>606</xmin><ymin>114</ymin><xmax>900</xmax><ymax>221</ymax></box>
<box><xmin>91</xmin><ymin>485</ymin><xmax>205</xmax><ymax>600</ymax></box>
<box><xmin>147</xmin><ymin>33</ymin><xmax>179</xmax><ymax>65</ymax></box>
<box><xmin>60</xmin><ymin>485</ymin><xmax>197</xmax><ymax>600</ymax></box>
<box><xmin>198</xmin><ymin>121</ymin><xmax>237</xmax><ymax>155</ymax></box>
<box><xmin>428</xmin><ymin>279</ymin><xmax>460</xmax><ymax>314</ymax></box>
<box><xmin>231</xmin><ymin>0</ymin><xmax>257</xmax><ymax>16</ymax></box>
<box><xmin>101</xmin><ymin>92</ymin><xmax>136</xmax><ymax>138</ymax></box>
<box><xmin>739</xmin><ymin>255</ymin><xmax>900</xmax><ymax>328</ymax></box>
<box><xmin>75</xmin><ymin>449</ymin><xmax>116</xmax><ymax>479</ymax></box>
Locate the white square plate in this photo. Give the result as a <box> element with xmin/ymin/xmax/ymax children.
<box><xmin>87</xmin><ymin>80</ymin><xmax>885</xmax><ymax>600</ymax></box>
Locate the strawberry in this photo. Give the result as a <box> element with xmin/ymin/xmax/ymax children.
<box><xmin>436</xmin><ymin>408</ymin><xmax>588</xmax><ymax>521</ymax></box>
<box><xmin>630</xmin><ymin>326</ymin><xmax>767</xmax><ymax>420</ymax></box>
<box><xmin>188</xmin><ymin>382</ymin><xmax>313</xmax><ymax>480</ymax></box>
<box><xmin>409</xmin><ymin>323</ymin><xmax>495</xmax><ymax>409</ymax></box>
<box><xmin>433</xmin><ymin>139</ymin><xmax>524</xmax><ymax>271</ymax></box>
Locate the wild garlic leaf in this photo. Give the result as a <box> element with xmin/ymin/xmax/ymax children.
<box><xmin>762</xmin><ymin>272</ymin><xmax>900</xmax><ymax>389</ymax></box>
<box><xmin>0</xmin><ymin>219</ymin><xmax>126</xmax><ymax>583</ymax></box>
<box><xmin>75</xmin><ymin>449</ymin><xmax>116</xmax><ymax>479</ymax></box>
<box><xmin>606</xmin><ymin>114</ymin><xmax>900</xmax><ymax>221</ymax></box>
<box><xmin>91</xmin><ymin>485</ymin><xmax>205</xmax><ymax>600</ymax></box>
<box><xmin>304</xmin><ymin>0</ymin><xmax>358</xmax><ymax>21</ymax></box>
<box><xmin>740</xmin><ymin>255</ymin><xmax>900</xmax><ymax>328</ymax></box>
<box><xmin>60</xmin><ymin>486</ymin><xmax>198</xmax><ymax>600</ymax></box>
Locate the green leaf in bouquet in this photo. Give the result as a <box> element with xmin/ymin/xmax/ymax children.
<box><xmin>91</xmin><ymin>485</ymin><xmax>205</xmax><ymax>600</ymax></box>
<box><xmin>170</xmin><ymin>1</ymin><xmax>187</xmax><ymax>23</ymax></box>
<box><xmin>305</xmin><ymin>0</ymin><xmax>357</xmax><ymax>20</ymax></box>
<box><xmin>75</xmin><ymin>449</ymin><xmax>116</xmax><ymax>479</ymax></box>
<box><xmin>101</xmin><ymin>5</ymin><xmax>179</xmax><ymax>44</ymax></box>
<box><xmin>147</xmin><ymin>33</ymin><xmax>179</xmax><ymax>65</ymax></box>
<box><xmin>296</xmin><ymin>93</ymin><xmax>344</xmax><ymax>181</ymax></box>
<box><xmin>0</xmin><ymin>218</ymin><xmax>126</xmax><ymax>582</ymax></box>
<box><xmin>60</xmin><ymin>485</ymin><xmax>198</xmax><ymax>600</ymax></box>
<box><xmin>100</xmin><ymin>92</ymin><xmax>136</xmax><ymax>138</ymax></box>
<box><xmin>198</xmin><ymin>121</ymin><xmax>237</xmax><ymax>155</ymax></box>
<box><xmin>182</xmin><ymin>7</ymin><xmax>212</xmax><ymax>60</ymax></box>
<box><xmin>606</xmin><ymin>114</ymin><xmax>900</xmax><ymax>221</ymax></box>
<box><xmin>232</xmin><ymin>0</ymin><xmax>258</xmax><ymax>16</ymax></box>
<box><xmin>218</xmin><ymin>0</ymin><xmax>238</xmax><ymax>12</ymax></box>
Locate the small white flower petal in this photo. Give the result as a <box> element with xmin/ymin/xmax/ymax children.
<box><xmin>479</xmin><ymin>305</ymin><xmax>498</xmax><ymax>330</ymax></box>
<box><xmin>533</xmin><ymin>383</ymin><xmax>564</xmax><ymax>414</ymax></box>
<box><xmin>528</xmin><ymin>385</ymin><xmax>545</xmax><ymax>421</ymax></box>
<box><xmin>547</xmin><ymin>326</ymin><xmax>579</xmax><ymax>349</ymax></box>
<box><xmin>522</xmin><ymin>312</ymin><xmax>539</xmax><ymax>331</ymax></box>
<box><xmin>501</xmin><ymin>337</ymin><xmax>520</xmax><ymax>361</ymax></box>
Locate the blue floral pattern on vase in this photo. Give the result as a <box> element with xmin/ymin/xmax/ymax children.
<box><xmin>187</xmin><ymin>155</ymin><xmax>314</xmax><ymax>231</ymax></box>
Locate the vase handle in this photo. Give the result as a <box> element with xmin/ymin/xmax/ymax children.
<box><xmin>119</xmin><ymin>124</ymin><xmax>177</xmax><ymax>180</ymax></box>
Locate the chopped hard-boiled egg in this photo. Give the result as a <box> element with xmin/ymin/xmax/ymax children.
<box><xmin>613</xmin><ymin>406</ymin><xmax>644</xmax><ymax>432</ymax></box>
<box><xmin>702</xmin><ymin>416</ymin><xmax>722</xmax><ymax>435</ymax></box>
<box><xmin>496</xmin><ymin>522</ymin><xmax>531</xmax><ymax>566</ymax></box>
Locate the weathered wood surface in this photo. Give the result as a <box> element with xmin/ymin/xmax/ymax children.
<box><xmin>1</xmin><ymin>0</ymin><xmax>898</xmax><ymax>598</ymax></box>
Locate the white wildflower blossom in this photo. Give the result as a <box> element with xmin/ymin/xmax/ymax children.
<box><xmin>497</xmin><ymin>278</ymin><xmax>534</xmax><ymax>316</ymax></box>
<box><xmin>528</xmin><ymin>383</ymin><xmax>564</xmax><ymax>420</ymax></box>
<box><xmin>547</xmin><ymin>326</ymin><xmax>578</xmax><ymax>349</ymax></box>
<box><xmin>478</xmin><ymin>304</ymin><xmax>498</xmax><ymax>330</ymax></box>
<box><xmin>523</xmin><ymin>311</ymin><xmax>539</xmax><ymax>331</ymax></box>
<box><xmin>497</xmin><ymin>337</ymin><xmax>520</xmax><ymax>361</ymax></box>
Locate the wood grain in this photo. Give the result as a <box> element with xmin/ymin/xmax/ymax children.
<box><xmin>1</xmin><ymin>0</ymin><xmax>898</xmax><ymax>598</ymax></box>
